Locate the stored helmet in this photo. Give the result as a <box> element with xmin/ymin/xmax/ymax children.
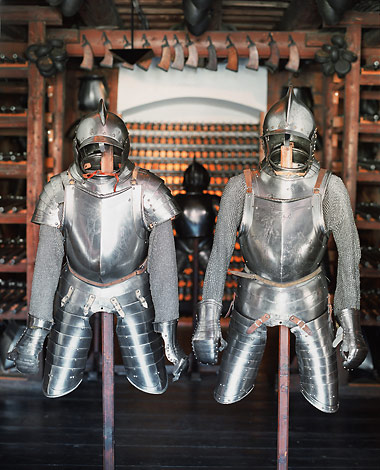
<box><xmin>74</xmin><ymin>99</ymin><xmax>130</xmax><ymax>175</ymax></box>
<box><xmin>183</xmin><ymin>160</ymin><xmax>210</xmax><ymax>192</ymax></box>
<box><xmin>261</xmin><ymin>86</ymin><xmax>317</xmax><ymax>173</ymax></box>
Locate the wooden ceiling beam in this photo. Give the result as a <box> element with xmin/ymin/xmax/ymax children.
<box><xmin>222</xmin><ymin>1</ymin><xmax>289</xmax><ymax>7</ymax></box>
<box><xmin>223</xmin><ymin>8</ymin><xmax>285</xmax><ymax>16</ymax></box>
<box><xmin>0</xmin><ymin>6</ymin><xmax>62</xmax><ymax>25</ymax></box>
<box><xmin>51</xmin><ymin>30</ymin><xmax>327</xmax><ymax>59</ymax></box>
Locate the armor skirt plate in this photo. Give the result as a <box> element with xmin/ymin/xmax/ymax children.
<box><xmin>43</xmin><ymin>266</ymin><xmax>167</xmax><ymax>398</ymax></box>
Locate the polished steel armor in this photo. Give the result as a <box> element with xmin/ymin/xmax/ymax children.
<box><xmin>193</xmin><ymin>88</ymin><xmax>367</xmax><ymax>413</ymax></box>
<box><xmin>9</xmin><ymin>103</ymin><xmax>186</xmax><ymax>395</ymax></box>
<box><xmin>38</xmin><ymin>164</ymin><xmax>179</xmax><ymax>397</ymax></box>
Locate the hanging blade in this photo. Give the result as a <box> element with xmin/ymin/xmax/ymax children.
<box><xmin>185</xmin><ymin>34</ymin><xmax>198</xmax><ymax>69</ymax></box>
<box><xmin>246</xmin><ymin>35</ymin><xmax>259</xmax><ymax>71</ymax></box>
<box><xmin>157</xmin><ymin>35</ymin><xmax>171</xmax><ymax>71</ymax></box>
<box><xmin>79</xmin><ymin>34</ymin><xmax>94</xmax><ymax>71</ymax></box>
<box><xmin>205</xmin><ymin>36</ymin><xmax>217</xmax><ymax>71</ymax></box>
<box><xmin>265</xmin><ymin>33</ymin><xmax>280</xmax><ymax>74</ymax></box>
<box><xmin>100</xmin><ymin>32</ymin><xmax>114</xmax><ymax>68</ymax></box>
<box><xmin>121</xmin><ymin>34</ymin><xmax>134</xmax><ymax>70</ymax></box>
<box><xmin>285</xmin><ymin>35</ymin><xmax>300</xmax><ymax>73</ymax></box>
<box><xmin>226</xmin><ymin>35</ymin><xmax>238</xmax><ymax>72</ymax></box>
<box><xmin>136</xmin><ymin>34</ymin><xmax>153</xmax><ymax>71</ymax></box>
<box><xmin>171</xmin><ymin>34</ymin><xmax>185</xmax><ymax>71</ymax></box>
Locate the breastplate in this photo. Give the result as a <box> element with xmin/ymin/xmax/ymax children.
<box><xmin>64</xmin><ymin>183</ymin><xmax>148</xmax><ymax>284</ymax></box>
<box><xmin>174</xmin><ymin>193</ymin><xmax>215</xmax><ymax>239</ymax></box>
<box><xmin>239</xmin><ymin>166</ymin><xmax>329</xmax><ymax>283</ymax></box>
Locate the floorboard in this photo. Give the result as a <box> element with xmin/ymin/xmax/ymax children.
<box><xmin>0</xmin><ymin>369</ymin><xmax>379</xmax><ymax>469</ymax></box>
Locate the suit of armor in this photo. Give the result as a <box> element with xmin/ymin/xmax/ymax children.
<box><xmin>174</xmin><ymin>161</ymin><xmax>219</xmax><ymax>273</ymax></box>
<box><xmin>9</xmin><ymin>101</ymin><xmax>187</xmax><ymax>397</ymax></box>
<box><xmin>193</xmin><ymin>88</ymin><xmax>367</xmax><ymax>412</ymax></box>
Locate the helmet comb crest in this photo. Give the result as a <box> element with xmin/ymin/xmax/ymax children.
<box><xmin>98</xmin><ymin>99</ymin><xmax>108</xmax><ymax>126</ymax></box>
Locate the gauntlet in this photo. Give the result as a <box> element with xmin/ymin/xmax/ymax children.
<box><xmin>192</xmin><ymin>299</ymin><xmax>226</xmax><ymax>365</ymax></box>
<box><xmin>7</xmin><ymin>315</ymin><xmax>52</xmax><ymax>374</ymax></box>
<box><xmin>336</xmin><ymin>308</ymin><xmax>367</xmax><ymax>369</ymax></box>
<box><xmin>154</xmin><ymin>320</ymin><xmax>188</xmax><ymax>381</ymax></box>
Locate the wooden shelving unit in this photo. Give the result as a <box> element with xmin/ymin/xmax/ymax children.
<box><xmin>0</xmin><ymin>7</ymin><xmax>62</xmax><ymax>323</ymax></box>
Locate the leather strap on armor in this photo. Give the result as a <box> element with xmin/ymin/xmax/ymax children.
<box><xmin>289</xmin><ymin>315</ymin><xmax>313</xmax><ymax>335</ymax></box>
<box><xmin>313</xmin><ymin>168</ymin><xmax>327</xmax><ymax>194</ymax></box>
<box><xmin>67</xmin><ymin>258</ymin><xmax>147</xmax><ymax>287</ymax></box>
<box><xmin>247</xmin><ymin>313</ymin><xmax>271</xmax><ymax>334</ymax></box>
<box><xmin>228</xmin><ymin>265</ymin><xmax>322</xmax><ymax>287</ymax></box>
<box><xmin>244</xmin><ymin>168</ymin><xmax>259</xmax><ymax>194</ymax></box>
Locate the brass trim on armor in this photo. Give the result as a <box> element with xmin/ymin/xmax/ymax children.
<box><xmin>228</xmin><ymin>265</ymin><xmax>322</xmax><ymax>288</ymax></box>
<box><xmin>67</xmin><ymin>259</ymin><xmax>147</xmax><ymax>287</ymax></box>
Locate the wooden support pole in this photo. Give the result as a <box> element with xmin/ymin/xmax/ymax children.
<box><xmin>102</xmin><ymin>312</ymin><xmax>115</xmax><ymax>470</ymax></box>
<box><xmin>190</xmin><ymin>238</ymin><xmax>200</xmax><ymax>377</ymax></box>
<box><xmin>342</xmin><ymin>24</ymin><xmax>361</xmax><ymax>209</ymax></box>
<box><xmin>322</xmin><ymin>76</ymin><xmax>337</xmax><ymax>171</ymax></box>
<box><xmin>26</xmin><ymin>21</ymin><xmax>46</xmax><ymax>305</ymax></box>
<box><xmin>277</xmin><ymin>325</ymin><xmax>290</xmax><ymax>470</ymax></box>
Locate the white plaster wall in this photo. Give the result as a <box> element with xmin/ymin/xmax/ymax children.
<box><xmin>117</xmin><ymin>58</ymin><xmax>267</xmax><ymax>124</ymax></box>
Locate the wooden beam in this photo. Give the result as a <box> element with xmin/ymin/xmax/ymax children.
<box><xmin>47</xmin><ymin>29</ymin><xmax>330</xmax><ymax>59</ymax></box>
<box><xmin>78</xmin><ymin>0</ymin><xmax>124</xmax><ymax>28</ymax></box>
<box><xmin>342</xmin><ymin>23</ymin><xmax>361</xmax><ymax>209</ymax></box>
<box><xmin>279</xmin><ymin>0</ymin><xmax>321</xmax><ymax>30</ymax></box>
<box><xmin>0</xmin><ymin>6</ymin><xmax>62</xmax><ymax>25</ymax></box>
<box><xmin>26</xmin><ymin>21</ymin><xmax>46</xmax><ymax>305</ymax></box>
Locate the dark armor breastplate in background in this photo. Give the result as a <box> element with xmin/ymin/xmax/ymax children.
<box><xmin>239</xmin><ymin>163</ymin><xmax>330</xmax><ymax>282</ymax></box>
<box><xmin>64</xmin><ymin>184</ymin><xmax>148</xmax><ymax>284</ymax></box>
<box><xmin>174</xmin><ymin>193</ymin><xmax>215</xmax><ymax>239</ymax></box>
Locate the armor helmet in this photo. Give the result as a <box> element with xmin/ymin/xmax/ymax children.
<box><xmin>261</xmin><ymin>86</ymin><xmax>317</xmax><ymax>173</ymax></box>
<box><xmin>74</xmin><ymin>99</ymin><xmax>130</xmax><ymax>175</ymax></box>
<box><xmin>183</xmin><ymin>160</ymin><xmax>210</xmax><ymax>192</ymax></box>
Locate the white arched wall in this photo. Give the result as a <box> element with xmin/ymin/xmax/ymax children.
<box><xmin>117</xmin><ymin>58</ymin><xmax>267</xmax><ymax>123</ymax></box>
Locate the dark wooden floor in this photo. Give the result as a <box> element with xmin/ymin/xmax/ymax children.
<box><xmin>0</xmin><ymin>363</ymin><xmax>379</xmax><ymax>470</ymax></box>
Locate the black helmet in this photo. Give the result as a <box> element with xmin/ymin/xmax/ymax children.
<box><xmin>183</xmin><ymin>160</ymin><xmax>210</xmax><ymax>191</ymax></box>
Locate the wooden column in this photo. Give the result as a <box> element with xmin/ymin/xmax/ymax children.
<box><xmin>26</xmin><ymin>21</ymin><xmax>46</xmax><ymax>304</ymax></box>
<box><xmin>52</xmin><ymin>72</ymin><xmax>65</xmax><ymax>176</ymax></box>
<box><xmin>342</xmin><ymin>24</ymin><xmax>361</xmax><ymax>209</ymax></box>
<box><xmin>322</xmin><ymin>76</ymin><xmax>337</xmax><ymax>171</ymax></box>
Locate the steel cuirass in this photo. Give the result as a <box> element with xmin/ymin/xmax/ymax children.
<box><xmin>64</xmin><ymin>182</ymin><xmax>148</xmax><ymax>284</ymax></box>
<box><xmin>239</xmin><ymin>160</ymin><xmax>330</xmax><ymax>283</ymax></box>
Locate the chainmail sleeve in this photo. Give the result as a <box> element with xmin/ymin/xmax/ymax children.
<box><xmin>202</xmin><ymin>173</ymin><xmax>246</xmax><ymax>303</ymax></box>
<box><xmin>147</xmin><ymin>219</ymin><xmax>179</xmax><ymax>323</ymax></box>
<box><xmin>323</xmin><ymin>174</ymin><xmax>361</xmax><ymax>312</ymax></box>
<box><xmin>29</xmin><ymin>225</ymin><xmax>65</xmax><ymax>322</ymax></box>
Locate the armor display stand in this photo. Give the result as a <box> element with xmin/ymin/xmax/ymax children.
<box><xmin>276</xmin><ymin>142</ymin><xmax>293</xmax><ymax>470</ymax></box>
<box><xmin>102</xmin><ymin>311</ymin><xmax>115</xmax><ymax>470</ymax></box>
<box><xmin>277</xmin><ymin>326</ymin><xmax>290</xmax><ymax>470</ymax></box>
<box><xmin>190</xmin><ymin>238</ymin><xmax>200</xmax><ymax>378</ymax></box>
